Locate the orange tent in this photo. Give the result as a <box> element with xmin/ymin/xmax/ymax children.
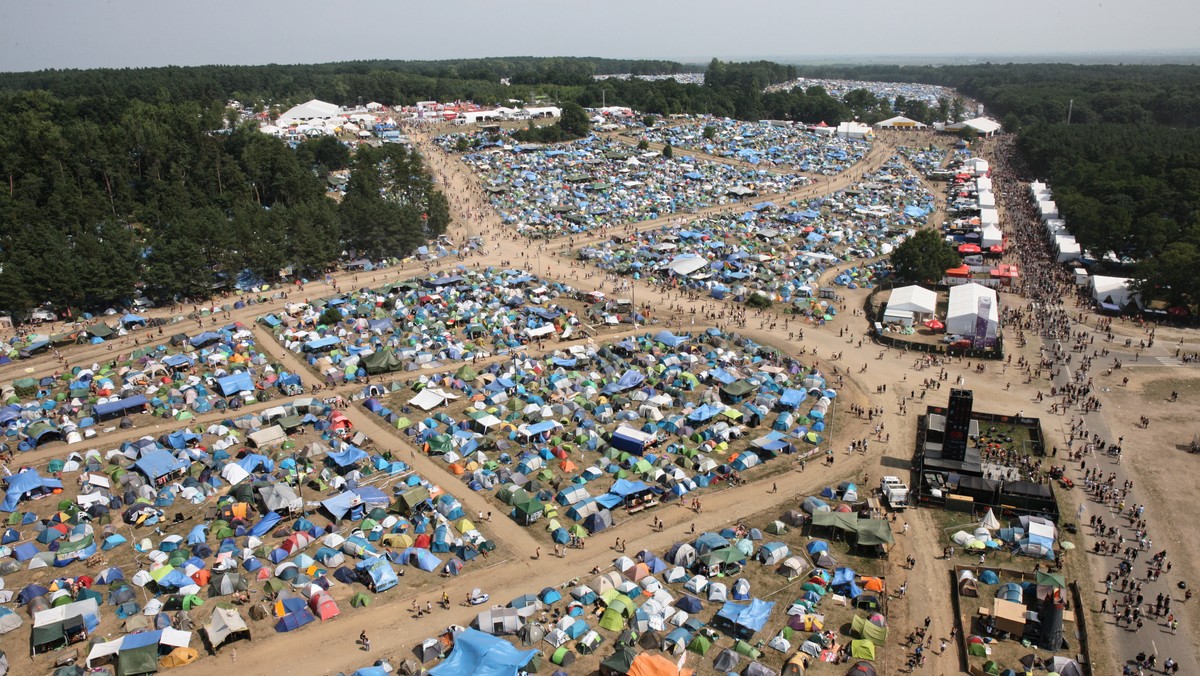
<box><xmin>448</xmin><ymin>463</ymin><xmax>465</xmax><ymax>475</ymax></box>
<box><xmin>559</xmin><ymin>460</ymin><xmax>578</xmax><ymax>473</ymax></box>
<box><xmin>861</xmin><ymin>577</ymin><xmax>885</xmax><ymax>593</ymax></box>
<box><xmin>190</xmin><ymin>570</ymin><xmax>212</xmax><ymax>586</ymax></box>
<box><xmin>628</xmin><ymin>653</ymin><xmax>694</xmax><ymax>676</ymax></box>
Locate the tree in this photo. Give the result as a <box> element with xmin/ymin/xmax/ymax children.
<box><xmin>662</xmin><ymin>143</ymin><xmax>673</xmax><ymax>159</ymax></box>
<box><xmin>702</xmin><ymin>125</ymin><xmax>717</xmax><ymax>140</ymax></box>
<box><xmin>891</xmin><ymin>229</ymin><xmax>960</xmax><ymax>283</ymax></box>
<box><xmin>557</xmin><ymin>102</ymin><xmax>590</xmax><ymax>138</ymax></box>
<box><xmin>318</xmin><ymin>306</ymin><xmax>343</xmax><ymax>327</ymax></box>
<box><xmin>636</xmin><ymin>139</ymin><xmax>649</xmax><ymax>151</ymax></box>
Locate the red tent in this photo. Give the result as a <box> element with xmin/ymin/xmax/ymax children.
<box><xmin>309</xmin><ymin>590</ymin><xmax>341</xmax><ymax>621</ymax></box>
<box><xmin>958</xmin><ymin>243</ymin><xmax>981</xmax><ymax>254</ymax></box>
<box><xmin>945</xmin><ymin>265</ymin><xmax>971</xmax><ymax>278</ymax></box>
<box><xmin>923</xmin><ymin>319</ymin><xmax>944</xmax><ymax>331</ymax></box>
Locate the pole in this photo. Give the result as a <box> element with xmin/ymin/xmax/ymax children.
<box><xmin>1066</xmin><ymin>99</ymin><xmax>1073</xmax><ymax>126</ymax></box>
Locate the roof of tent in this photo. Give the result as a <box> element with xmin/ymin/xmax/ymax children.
<box><xmin>947</xmin><ymin>283</ymin><xmax>998</xmax><ymax>322</ymax></box>
<box><xmin>429</xmin><ymin>628</ymin><xmax>537</xmax><ymax>676</ymax></box>
<box><xmin>885</xmin><ymin>285</ymin><xmax>936</xmax><ymax>315</ymax></box>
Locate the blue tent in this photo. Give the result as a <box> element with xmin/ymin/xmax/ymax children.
<box><xmin>133</xmin><ymin>450</ymin><xmax>189</xmax><ymax>483</ymax></box>
<box><xmin>429</xmin><ymin>628</ymin><xmax>536</xmax><ymax>676</ymax></box>
<box><xmin>215</xmin><ymin>372</ymin><xmax>254</xmax><ymax>397</ymax></box>
<box><xmin>1</xmin><ymin>470</ymin><xmax>64</xmax><ymax>512</ymax></box>
<box><xmin>714</xmin><ymin>598</ymin><xmax>775</xmax><ymax>638</ymax></box>
<box><xmin>275</xmin><ymin>609</ymin><xmax>315</xmax><ymax>632</ymax></box>
<box><xmin>94</xmin><ymin>395</ymin><xmax>149</xmax><ymax>421</ymax></box>
<box><xmin>357</xmin><ymin>557</ymin><xmax>399</xmax><ymax>592</ymax></box>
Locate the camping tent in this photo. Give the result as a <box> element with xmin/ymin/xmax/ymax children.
<box><xmin>429</xmin><ymin>628</ymin><xmax>536</xmax><ymax>676</ymax></box>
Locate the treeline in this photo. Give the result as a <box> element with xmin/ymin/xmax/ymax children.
<box><xmin>0</xmin><ymin>91</ymin><xmax>447</xmax><ymax>319</ymax></box>
<box><xmin>0</xmin><ymin>57</ymin><xmax>694</xmax><ymax>107</ymax></box>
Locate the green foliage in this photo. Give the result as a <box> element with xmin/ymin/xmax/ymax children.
<box><xmin>746</xmin><ymin>293</ymin><xmax>773</xmax><ymax>309</ymax></box>
<box><xmin>637</xmin><ymin>139</ymin><xmax>649</xmax><ymax>151</ymax></box>
<box><xmin>702</xmin><ymin>125</ymin><xmax>716</xmax><ymax>140</ymax></box>
<box><xmin>662</xmin><ymin>143</ymin><xmax>673</xmax><ymax>159</ymax></box>
<box><xmin>318</xmin><ymin>306</ymin><xmax>343</xmax><ymax>327</ymax></box>
<box><xmin>0</xmin><ymin>88</ymin><xmax>449</xmax><ymax>318</ymax></box>
<box><xmin>891</xmin><ymin>229</ymin><xmax>960</xmax><ymax>283</ymax></box>
<box><xmin>511</xmin><ymin>102</ymin><xmax>590</xmax><ymax>144</ymax></box>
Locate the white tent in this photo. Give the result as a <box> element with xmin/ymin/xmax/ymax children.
<box><xmin>980</xmin><ymin>225</ymin><xmax>1004</xmax><ymax>248</ymax></box>
<box><xmin>835</xmin><ymin>121</ymin><xmax>872</xmax><ymax>140</ymax></box>
<box><xmin>1090</xmin><ymin>275</ymin><xmax>1138</xmax><ymax>309</ymax></box>
<box><xmin>874</xmin><ymin>115</ymin><xmax>927</xmax><ymax>129</ymax></box>
<box><xmin>278</xmin><ymin>99</ymin><xmax>341</xmax><ymax>125</ymax></box>
<box><xmin>666</xmin><ymin>255</ymin><xmax>709</xmax><ymax>277</ymax></box>
<box><xmin>946</xmin><ymin>283</ymin><xmax>999</xmax><ymax>338</ymax></box>
<box><xmin>886</xmin><ymin>285</ymin><xmax>937</xmax><ymax>317</ymax></box>
<box><xmin>409</xmin><ymin>388</ymin><xmax>460</xmax><ymax>411</ymax></box>
<box><xmin>962</xmin><ymin>157</ymin><xmax>990</xmax><ymax>176</ymax></box>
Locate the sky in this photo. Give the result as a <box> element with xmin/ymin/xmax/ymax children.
<box><xmin>2</xmin><ymin>0</ymin><xmax>1197</xmax><ymax>72</ymax></box>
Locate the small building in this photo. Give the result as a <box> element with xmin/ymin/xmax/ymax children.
<box><xmin>277</xmin><ymin>99</ymin><xmax>341</xmax><ymax>125</ymax></box>
<box><xmin>885</xmin><ymin>285</ymin><xmax>937</xmax><ymax>322</ymax></box>
<box><xmin>1090</xmin><ymin>275</ymin><xmax>1139</xmax><ymax>311</ymax></box>
<box><xmin>945</xmin><ymin>117</ymin><xmax>1002</xmax><ymax>137</ymax></box>
<box><xmin>835</xmin><ymin>121</ymin><xmax>873</xmax><ymax>140</ymax></box>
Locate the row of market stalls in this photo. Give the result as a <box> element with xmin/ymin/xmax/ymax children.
<box><xmin>433</xmin><ymin>129</ymin><xmax>813</xmax><ymax>239</ymax></box>
<box><xmin>359</xmin><ymin>329</ymin><xmax>837</xmax><ymax>538</ymax></box>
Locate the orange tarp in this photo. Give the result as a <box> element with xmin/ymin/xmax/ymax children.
<box><xmin>628</xmin><ymin>653</ymin><xmax>694</xmax><ymax>676</ymax></box>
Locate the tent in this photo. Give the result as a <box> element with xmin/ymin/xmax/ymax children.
<box><xmin>885</xmin><ymin>285</ymin><xmax>936</xmax><ymax>318</ymax></box>
<box><xmin>946</xmin><ymin>283</ymin><xmax>998</xmax><ymax>338</ymax></box>
<box><xmin>204</xmin><ymin>607</ymin><xmax>250</xmax><ymax>651</ymax></box>
<box><xmin>429</xmin><ymin>628</ymin><xmax>536</xmax><ymax>676</ymax></box>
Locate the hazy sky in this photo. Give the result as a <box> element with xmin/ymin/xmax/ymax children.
<box><xmin>3</xmin><ymin>0</ymin><xmax>1196</xmax><ymax>72</ymax></box>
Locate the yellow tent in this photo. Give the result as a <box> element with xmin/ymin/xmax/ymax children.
<box><xmin>159</xmin><ymin>647</ymin><xmax>199</xmax><ymax>668</ymax></box>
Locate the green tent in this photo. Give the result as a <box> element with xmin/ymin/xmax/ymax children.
<box><xmin>362</xmin><ymin>349</ymin><xmax>403</xmax><ymax>375</ymax></box>
<box><xmin>982</xmin><ymin>660</ymin><xmax>1001</xmax><ymax>676</ymax></box>
<box><xmin>851</xmin><ymin>615</ymin><xmax>888</xmax><ymax>646</ymax></box>
<box><xmin>394</xmin><ymin>487</ymin><xmax>431</xmax><ymax>515</ymax></box>
<box><xmin>598</xmin><ymin>608</ymin><xmax>625</xmax><ymax>631</ymax></box>
<box><xmin>350</xmin><ymin>593</ymin><xmax>372</xmax><ymax>608</ymax></box>
<box><xmin>855</xmin><ymin>519</ymin><xmax>894</xmax><ymax>546</ymax></box>
<box><xmin>118</xmin><ymin>641</ymin><xmax>160</xmax><ymax>676</ymax></box>
<box><xmin>687</xmin><ymin>634</ymin><xmax>712</xmax><ymax>655</ymax></box>
<box><xmin>734</xmin><ymin>640</ymin><xmax>761</xmax><ymax>659</ymax></box>
<box><xmin>512</xmin><ymin>499</ymin><xmax>545</xmax><ymax>525</ymax></box>
<box><xmin>849</xmin><ymin>639</ymin><xmax>875</xmax><ymax>661</ymax></box>
<box><xmin>600</xmin><ymin>646</ymin><xmax>636</xmax><ymax>675</ymax></box>
<box><xmin>812</xmin><ymin>512</ymin><xmax>859</xmax><ymax>534</ymax></box>
<box><xmin>454</xmin><ymin>364</ymin><xmax>479</xmax><ymax>381</ymax></box>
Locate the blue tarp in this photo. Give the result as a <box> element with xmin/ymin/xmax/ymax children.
<box><xmin>215</xmin><ymin>372</ymin><xmax>254</xmax><ymax>397</ymax></box>
<box><xmin>602</xmin><ymin>370</ymin><xmax>645</xmax><ymax>395</ymax></box>
<box><xmin>249</xmin><ymin>511</ymin><xmax>282</xmax><ymax>537</ymax></box>
<box><xmin>303</xmin><ymin>336</ymin><xmax>342</xmax><ymax>352</ymax></box>
<box><xmin>653</xmin><ymin>330</ymin><xmax>688</xmax><ymax>348</ymax></box>
<box><xmin>328</xmin><ymin>446</ymin><xmax>369</xmax><ymax>468</ymax></box>
<box><xmin>429</xmin><ymin>628</ymin><xmax>536</xmax><ymax>676</ymax></box>
<box><xmin>687</xmin><ymin>404</ymin><xmax>723</xmax><ymax>423</ymax></box>
<box><xmin>608</xmin><ymin>479</ymin><xmax>651</xmax><ymax>498</ymax></box>
<box><xmin>94</xmin><ymin>395</ymin><xmax>149</xmax><ymax>420</ymax></box>
<box><xmin>356</xmin><ymin>557</ymin><xmax>399</xmax><ymax>592</ymax></box>
<box><xmin>715</xmin><ymin>598</ymin><xmax>775</xmax><ymax>637</ymax></box>
<box><xmin>0</xmin><ymin>470</ymin><xmax>64</xmax><ymax>513</ymax></box>
<box><xmin>133</xmin><ymin>450</ymin><xmax>189</xmax><ymax>481</ymax></box>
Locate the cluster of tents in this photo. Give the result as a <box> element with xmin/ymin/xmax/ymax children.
<box><xmin>639</xmin><ymin>117</ymin><xmax>869</xmax><ymax>172</ymax></box>
<box><xmin>356</xmin><ymin>330</ymin><xmax>836</xmax><ymax>536</ymax></box>
<box><xmin>403</xmin><ymin>510</ymin><xmax>893</xmax><ymax>676</ymax></box>
<box><xmin>0</xmin><ymin>395</ymin><xmax>499</xmax><ymax>672</ymax></box>
<box><xmin>950</xmin><ymin>510</ymin><xmax>1062</xmax><ymax>560</ymax></box>
<box><xmin>436</xmin><ymin>130</ymin><xmax>810</xmax><ymax>238</ymax></box>
<box><xmin>266</xmin><ymin>268</ymin><xmax>585</xmax><ymax>382</ymax></box>
<box><xmin>1</xmin><ymin>322</ymin><xmax>302</xmax><ymax>451</ymax></box>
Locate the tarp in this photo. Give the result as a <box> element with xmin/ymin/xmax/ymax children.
<box><xmin>430</xmin><ymin>628</ymin><xmax>536</xmax><ymax>676</ymax></box>
<box><xmin>215</xmin><ymin>372</ymin><xmax>254</xmax><ymax>397</ymax></box>
<box><xmin>1</xmin><ymin>470</ymin><xmax>64</xmax><ymax>512</ymax></box>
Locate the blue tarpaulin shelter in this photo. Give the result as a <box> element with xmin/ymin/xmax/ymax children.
<box><xmin>430</xmin><ymin>628</ymin><xmax>536</xmax><ymax>676</ymax></box>
<box><xmin>1</xmin><ymin>470</ymin><xmax>64</xmax><ymax>511</ymax></box>
<box><xmin>133</xmin><ymin>450</ymin><xmax>189</xmax><ymax>483</ymax></box>
<box><xmin>94</xmin><ymin>395</ymin><xmax>149</xmax><ymax>421</ymax></box>
<box><xmin>714</xmin><ymin>598</ymin><xmax>775</xmax><ymax>638</ymax></box>
<box><xmin>215</xmin><ymin>373</ymin><xmax>254</xmax><ymax>397</ymax></box>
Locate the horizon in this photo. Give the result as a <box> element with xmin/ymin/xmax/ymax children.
<box><xmin>3</xmin><ymin>0</ymin><xmax>1197</xmax><ymax>72</ymax></box>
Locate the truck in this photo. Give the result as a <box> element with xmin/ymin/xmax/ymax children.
<box><xmin>880</xmin><ymin>476</ymin><xmax>909</xmax><ymax>510</ymax></box>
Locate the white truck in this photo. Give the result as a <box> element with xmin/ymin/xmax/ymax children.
<box><xmin>880</xmin><ymin>476</ymin><xmax>909</xmax><ymax>510</ymax></box>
